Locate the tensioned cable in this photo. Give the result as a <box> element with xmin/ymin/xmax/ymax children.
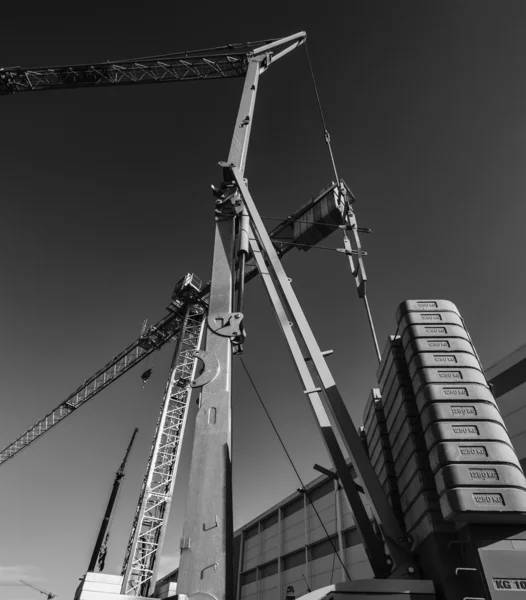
<box><xmin>239</xmin><ymin>357</ymin><xmax>352</xmax><ymax>581</ymax></box>
<box><xmin>304</xmin><ymin>43</ymin><xmax>339</xmax><ymax>185</ymax></box>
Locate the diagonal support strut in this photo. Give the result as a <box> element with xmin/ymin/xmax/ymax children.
<box><xmin>230</xmin><ymin>166</ymin><xmax>419</xmax><ymax>579</ymax></box>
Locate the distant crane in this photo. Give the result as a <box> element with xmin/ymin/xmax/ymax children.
<box><xmin>19</xmin><ymin>580</ymin><xmax>56</xmax><ymax>599</ymax></box>
<box><xmin>87</xmin><ymin>427</ymin><xmax>139</xmax><ymax>572</ymax></box>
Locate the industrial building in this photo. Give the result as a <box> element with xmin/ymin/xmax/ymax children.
<box><xmin>155</xmin><ymin>462</ymin><xmax>376</xmax><ymax>600</ymax></box>
<box><xmin>486</xmin><ymin>344</ymin><xmax>526</xmax><ymax>473</ymax></box>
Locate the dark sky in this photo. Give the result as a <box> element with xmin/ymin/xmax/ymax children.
<box><xmin>1</xmin><ymin>1</ymin><xmax>526</xmax><ymax>598</ymax></box>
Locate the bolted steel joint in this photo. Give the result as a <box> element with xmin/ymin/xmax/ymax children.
<box><xmin>208</xmin><ymin>312</ymin><xmax>245</xmax><ymax>339</ymax></box>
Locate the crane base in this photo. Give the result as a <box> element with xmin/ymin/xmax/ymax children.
<box><xmin>295</xmin><ymin>579</ymin><xmax>436</xmax><ymax>600</ymax></box>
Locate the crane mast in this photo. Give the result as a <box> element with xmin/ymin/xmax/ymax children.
<box><xmin>121</xmin><ymin>276</ymin><xmax>205</xmax><ymax>596</ymax></box>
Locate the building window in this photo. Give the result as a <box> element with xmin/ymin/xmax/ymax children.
<box><xmin>308</xmin><ymin>535</ymin><xmax>339</xmax><ymax>561</ymax></box>
<box><xmin>259</xmin><ymin>560</ymin><xmax>278</xmax><ymax>579</ymax></box>
<box><xmin>245</xmin><ymin>524</ymin><xmax>258</xmax><ymax>541</ymax></box>
<box><xmin>282</xmin><ymin>549</ymin><xmax>305</xmax><ymax>571</ymax></box>
<box><xmin>343</xmin><ymin>527</ymin><xmax>361</xmax><ymax>549</ymax></box>
<box><xmin>261</xmin><ymin>512</ymin><xmax>278</xmax><ymax>531</ymax></box>
<box><xmin>308</xmin><ymin>480</ymin><xmax>334</xmax><ymax>503</ymax></box>
<box><xmin>520</xmin><ymin>457</ymin><xmax>526</xmax><ymax>473</ymax></box>
<box><xmin>241</xmin><ymin>569</ymin><xmax>257</xmax><ymax>586</ymax></box>
<box><xmin>283</xmin><ymin>496</ymin><xmax>303</xmax><ymax>518</ymax></box>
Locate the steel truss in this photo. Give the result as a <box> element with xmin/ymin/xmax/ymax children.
<box><xmin>121</xmin><ymin>304</ymin><xmax>206</xmax><ymax>597</ymax></box>
<box><xmin>0</xmin><ymin>311</ymin><xmax>185</xmax><ymax>466</ymax></box>
<box><xmin>0</xmin><ymin>37</ymin><xmax>288</xmax><ymax>95</ymax></box>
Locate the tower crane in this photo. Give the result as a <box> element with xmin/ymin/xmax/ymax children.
<box><xmin>0</xmin><ymin>179</ymin><xmax>351</xmax><ymax>469</ymax></box>
<box><xmin>0</xmin><ymin>32</ymin><xmax>417</xmax><ymax>600</ymax></box>
<box><xmin>0</xmin><ymin>181</ymin><xmax>361</xmax><ymax>596</ymax></box>
<box><xmin>19</xmin><ymin>580</ymin><xmax>56</xmax><ymax>600</ymax></box>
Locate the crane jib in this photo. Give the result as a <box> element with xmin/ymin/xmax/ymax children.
<box><xmin>0</xmin><ymin>55</ymin><xmax>249</xmax><ymax>94</ymax></box>
<box><xmin>0</xmin><ymin>32</ymin><xmax>307</xmax><ymax>95</ymax></box>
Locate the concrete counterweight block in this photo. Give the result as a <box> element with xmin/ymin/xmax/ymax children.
<box><xmin>397</xmin><ymin>310</ymin><xmax>464</xmax><ymax>339</ymax></box>
<box><xmin>412</xmin><ymin>366</ymin><xmax>488</xmax><ymax>396</ymax></box>
<box><xmin>416</xmin><ymin>382</ymin><xmax>497</xmax><ymax>413</ymax></box>
<box><xmin>401</xmin><ymin>323</ymin><xmax>470</xmax><ymax>350</ymax></box>
<box><xmin>403</xmin><ymin>336</ymin><xmax>476</xmax><ymax>369</ymax></box>
<box><xmin>399</xmin><ymin>469</ymin><xmax>437</xmax><ymax>514</ymax></box>
<box><xmin>408</xmin><ymin>351</ymin><xmax>481</xmax><ymax>381</ymax></box>
<box><xmin>439</xmin><ymin>487</ymin><xmax>526</xmax><ymax>522</ymax></box>
<box><xmin>435</xmin><ymin>463</ymin><xmax>526</xmax><ymax>494</ymax></box>
<box><xmin>397</xmin><ymin>452</ymin><xmax>434</xmax><ymax>496</ymax></box>
<box><xmin>424</xmin><ymin>420</ymin><xmax>512</xmax><ymax>452</ymax></box>
<box><xmin>420</xmin><ymin>401</ymin><xmax>505</xmax><ymax>431</ymax></box>
<box><xmin>395</xmin><ymin>299</ymin><xmax>461</xmax><ymax>323</ymax></box>
<box><xmin>429</xmin><ymin>440</ymin><xmax>522</xmax><ymax>472</ymax></box>
<box><xmin>385</xmin><ymin>388</ymin><xmax>419</xmax><ymax>438</ymax></box>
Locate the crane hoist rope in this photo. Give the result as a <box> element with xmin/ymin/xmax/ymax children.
<box><xmin>304</xmin><ymin>42</ymin><xmax>340</xmax><ymax>185</ymax></box>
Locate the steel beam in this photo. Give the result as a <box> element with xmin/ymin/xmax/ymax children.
<box><xmin>486</xmin><ymin>344</ymin><xmax>526</xmax><ymax>399</ymax></box>
<box><xmin>245</xmin><ymin>223</ymin><xmax>391</xmax><ymax>577</ymax></box>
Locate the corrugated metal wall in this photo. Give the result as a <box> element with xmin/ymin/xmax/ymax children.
<box><xmin>237</xmin><ymin>474</ymin><xmax>374</xmax><ymax>600</ymax></box>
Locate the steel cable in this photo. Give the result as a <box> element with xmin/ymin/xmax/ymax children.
<box><xmin>238</xmin><ymin>357</ymin><xmax>352</xmax><ymax>581</ymax></box>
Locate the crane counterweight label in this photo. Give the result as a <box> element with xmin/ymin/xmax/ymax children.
<box><xmin>443</xmin><ymin>387</ymin><xmax>468</xmax><ymax>396</ymax></box>
<box><xmin>459</xmin><ymin>445</ymin><xmax>488</xmax><ymax>456</ymax></box>
<box><xmin>438</xmin><ymin>371</ymin><xmax>463</xmax><ymax>380</ymax></box>
<box><xmin>469</xmin><ymin>468</ymin><xmax>498</xmax><ymax>481</ymax></box>
<box><xmin>493</xmin><ymin>578</ymin><xmax>526</xmax><ymax>591</ymax></box>
<box><xmin>473</xmin><ymin>492</ymin><xmax>504</xmax><ymax>504</ymax></box>
<box><xmin>452</xmin><ymin>425</ymin><xmax>479</xmax><ymax>435</ymax></box>
<box><xmin>433</xmin><ymin>355</ymin><xmax>457</xmax><ymax>363</ymax></box>
<box><xmin>451</xmin><ymin>405</ymin><xmax>477</xmax><ymax>416</ymax></box>
<box><xmin>425</xmin><ymin>326</ymin><xmax>447</xmax><ymax>334</ymax></box>
<box><xmin>427</xmin><ymin>340</ymin><xmax>450</xmax><ymax>348</ymax></box>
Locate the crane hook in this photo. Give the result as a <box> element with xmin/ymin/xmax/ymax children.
<box><xmin>141</xmin><ymin>368</ymin><xmax>153</xmax><ymax>386</ymax></box>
